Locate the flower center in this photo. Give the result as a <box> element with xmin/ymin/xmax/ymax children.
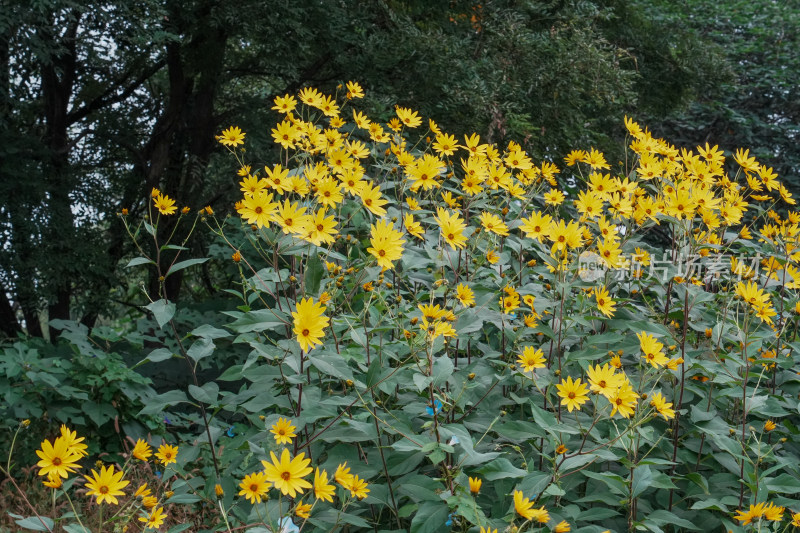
<box><xmin>379</xmin><ymin>250</ymin><xmax>386</xmax><ymax>256</ymax></box>
<box><xmin>100</xmin><ymin>486</ymin><xmax>109</xmax><ymax>494</ymax></box>
<box><xmin>568</xmin><ymin>392</ymin><xmax>576</xmax><ymax>399</ymax></box>
<box><xmin>281</xmin><ymin>472</ymin><xmax>291</xmax><ymax>480</ymax></box>
<box><xmin>302</xmin><ymin>328</ymin><xmax>310</xmax><ymax>336</ymax></box>
<box><xmin>255</xmin><ymin>207</ymin><xmax>263</xmax><ymax>214</ymax></box>
<box><xmin>52</xmin><ymin>458</ymin><xmax>62</xmax><ymax>466</ymax></box>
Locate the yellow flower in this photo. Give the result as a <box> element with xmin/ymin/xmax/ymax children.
<box><xmin>272</xmin><ymin>94</ymin><xmax>297</xmax><ymax>114</ymax></box>
<box><xmin>346</xmin><ymin>81</ymin><xmax>364</xmax><ymax>99</ymax></box>
<box><xmin>517</xmin><ymin>346</ymin><xmax>546</xmax><ymax>373</ymax></box>
<box><xmin>586</xmin><ymin>363</ymin><xmax>623</xmax><ymax>399</ymax></box>
<box><xmin>407</xmin><ymin>154</ymin><xmax>444</xmax><ymax>191</ymax></box>
<box><xmin>735</xmin><ymin>280</ymin><xmax>770</xmax><ymax>308</ymax></box>
<box><xmin>270</xmin><ymin>417</ymin><xmax>297</xmax><ymax>445</ymax></box>
<box><xmin>469</xmin><ymin>476</ymin><xmax>482</xmax><ymax>494</ymax></box>
<box><xmin>218</xmin><ymin>126</ymin><xmax>245</xmax><ymax>147</ymax></box>
<box><xmin>734</xmin><ymin>502</ymin><xmax>767</xmax><ymax>525</ymax></box>
<box><xmin>132</xmin><ymin>439</ymin><xmax>152</xmax><ymax>461</ymax></box>
<box><xmin>295</xmin><ymin>500</ymin><xmax>313</xmax><ymax>518</ymax></box>
<box><xmin>791</xmin><ymin>511</ymin><xmax>800</xmax><ymax>526</ymax></box>
<box><xmin>433</xmin><ymin>133</ymin><xmax>460</xmax><ymax>156</ymax></box>
<box><xmin>135</xmin><ymin>482</ymin><xmax>152</xmax><ymax>498</ymax></box>
<box><xmin>609</xmin><ymin>383</ymin><xmax>639</xmax><ymax>418</ymax></box>
<box><xmin>649</xmin><ymin>392</ymin><xmax>676</xmax><ymax>420</ymax></box>
<box><xmin>345</xmin><ymin>474</ymin><xmax>370</xmax><ymax>499</ymax></box>
<box><xmin>304</xmin><ymin>209</ymin><xmax>338</xmax><ymax>247</ymax></box>
<box><xmin>486</xmin><ymin>250</ymin><xmax>500</xmax><ymax>264</ymax></box>
<box><xmin>334</xmin><ymin>462</ymin><xmax>354</xmax><ymax>486</ymax></box>
<box><xmin>763</xmin><ymin>501</ymin><xmax>784</xmax><ymax>521</ymax></box>
<box><xmin>314</xmin><ymin>468</ymin><xmax>335</xmax><ymax>502</ymax></box>
<box><xmin>35</xmin><ymin>436</ymin><xmax>82</xmax><ymax>479</ymax></box>
<box><xmin>479</xmin><ymin>212</ymin><xmax>509</xmax><ymax>236</ymax></box>
<box><xmin>395</xmin><ymin>106</ymin><xmax>422</xmax><ymax>128</ymax></box>
<box><xmin>404</xmin><ymin>214</ymin><xmax>424</xmax><ymax>239</ymax></box>
<box><xmin>555</xmin><ymin>444</ymin><xmax>568</xmax><ymax>455</ymax></box>
<box><xmin>764</xmin><ymin>420</ymin><xmax>776</xmax><ymax>432</ymax></box>
<box><xmin>292</xmin><ymin>297</ymin><xmax>329</xmax><ymax>353</ymax></box>
<box><xmin>435</xmin><ymin>207</ymin><xmax>468</xmax><ymax>249</ymax></box>
<box><xmin>261</xmin><ymin>448</ymin><xmax>313</xmax><ymax>498</ymax></box>
<box><xmin>544</xmin><ymin>188</ymin><xmax>565</xmax><ymax>206</ymax></box>
<box><xmin>139</xmin><ymin>506</ymin><xmax>167</xmax><ymax>529</ymax></box>
<box><xmin>215</xmin><ymin>483</ymin><xmax>224</xmax><ymax>497</ymax></box>
<box><xmin>59</xmin><ymin>425</ymin><xmax>88</xmax><ymax>457</ymax></box>
<box><xmin>479</xmin><ymin>528</ymin><xmax>497</xmax><ymax>533</ymax></box>
<box><xmin>142</xmin><ymin>496</ymin><xmax>158</xmax><ymax>508</ymax></box>
<box><xmin>637</xmin><ymin>332</ymin><xmax>668</xmax><ymax>368</ymax></box>
<box><xmin>153</xmin><ymin>193</ymin><xmax>177</xmax><ymax>215</ymax></box>
<box><xmin>556</xmin><ymin>376</ymin><xmax>590</xmax><ymax>412</ymax></box>
<box><xmin>513</xmin><ymin>490</ymin><xmax>537</xmax><ymax>520</ymax></box>
<box><xmin>273</xmin><ymin>199</ymin><xmax>311</xmax><ymax>236</ymax></box>
<box><xmin>238</xmin><ymin>470</ymin><xmax>270</xmax><ymax>504</ymax></box>
<box><xmin>554</xmin><ymin>521</ymin><xmax>571</xmax><ymax>532</ymax></box>
<box><xmin>238</xmin><ymin>190</ymin><xmax>278</xmax><ymax>228</ymax></box>
<box><xmin>42</xmin><ymin>472</ymin><xmax>63</xmax><ymax>489</ymax></box>
<box><xmin>455</xmin><ymin>284</ymin><xmax>475</xmax><ymax>307</ymax></box>
<box><xmin>594</xmin><ymin>285</ymin><xmax>616</xmax><ymax>318</ymax></box>
<box><xmin>358</xmin><ymin>182</ymin><xmax>388</xmax><ymax>217</ymax></box>
<box><xmin>155</xmin><ymin>443</ymin><xmax>178</xmax><ymax>466</ymax></box>
<box><xmin>85</xmin><ymin>464</ymin><xmax>130</xmax><ymax>505</ymax></box>
<box><xmin>368</xmin><ymin>219</ymin><xmax>406</xmax><ymax>270</ymax></box>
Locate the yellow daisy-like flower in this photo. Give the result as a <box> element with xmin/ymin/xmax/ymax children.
<box><xmin>513</xmin><ymin>490</ymin><xmax>537</xmax><ymax>520</ymax></box>
<box><xmin>594</xmin><ymin>285</ymin><xmax>616</xmax><ymax>317</ymax></box>
<box><xmin>359</xmin><ymin>182</ymin><xmax>388</xmax><ymax>217</ymax></box>
<box><xmin>395</xmin><ymin>106</ymin><xmax>422</xmax><ymax>128</ymax></box>
<box><xmin>480</xmin><ymin>528</ymin><xmax>497</xmax><ymax>533</ymax></box>
<box><xmin>404</xmin><ymin>214</ymin><xmax>424</xmax><ymax>240</ymax></box>
<box><xmin>295</xmin><ymin>500</ymin><xmax>312</xmax><ymax>519</ymax></box>
<box><xmin>132</xmin><ymin>439</ymin><xmax>152</xmax><ymax>461</ymax></box>
<box><xmin>637</xmin><ymin>332</ymin><xmax>668</xmax><ymax>368</ymax></box>
<box><xmin>554</xmin><ymin>520</ymin><xmax>571</xmax><ymax>532</ymax></box>
<box><xmin>155</xmin><ymin>443</ymin><xmax>178</xmax><ymax>466</ymax></box>
<box><xmin>42</xmin><ymin>472</ymin><xmax>63</xmax><ymax>489</ymax></box>
<box><xmin>59</xmin><ymin>425</ymin><xmax>88</xmax><ymax>458</ymax></box>
<box><xmin>479</xmin><ymin>211</ymin><xmax>509</xmax><ymax>236</ymax></box>
<box><xmin>649</xmin><ymin>392</ymin><xmax>676</xmax><ymax>420</ymax></box>
<box><xmin>313</xmin><ymin>468</ymin><xmax>335</xmax><ymax>502</ymax></box>
<box><xmin>85</xmin><ymin>464</ymin><xmax>130</xmax><ymax>505</ymax></box>
<box><xmin>346</xmin><ymin>80</ymin><xmax>364</xmax><ymax>99</ymax></box>
<box><xmin>270</xmin><ymin>417</ymin><xmax>297</xmax><ymax>445</ymax></box>
<box><xmin>139</xmin><ymin>506</ymin><xmax>167</xmax><ymax>529</ymax></box>
<box><xmin>368</xmin><ymin>219</ymin><xmax>406</xmax><ymax>270</ymax></box>
<box><xmin>734</xmin><ymin>502</ymin><xmax>767</xmax><ymax>525</ymax></box>
<box><xmin>468</xmin><ymin>476</ymin><xmax>482</xmax><ymax>494</ymax></box>
<box><xmin>344</xmin><ymin>474</ymin><xmax>370</xmax><ymax>499</ymax></box>
<box><xmin>238</xmin><ymin>470</ymin><xmax>271</xmax><ymax>504</ymax></box>
<box><xmin>435</xmin><ymin>207</ymin><xmax>468</xmax><ymax>250</ymax></box>
<box><xmin>218</xmin><ymin>126</ymin><xmax>245</xmax><ymax>147</ymax></box>
<box><xmin>237</xmin><ymin>190</ymin><xmax>278</xmax><ymax>229</ymax></box>
<box><xmin>455</xmin><ymin>284</ymin><xmax>475</xmax><ymax>307</ymax></box>
<box><xmin>292</xmin><ymin>297</ymin><xmax>330</xmax><ymax>353</ymax></box>
<box><xmin>586</xmin><ymin>363</ymin><xmax>623</xmax><ymax>399</ymax></box>
<box><xmin>609</xmin><ymin>383</ymin><xmax>639</xmax><ymax>418</ymax></box>
<box><xmin>556</xmin><ymin>376</ymin><xmax>590</xmax><ymax>412</ymax></box>
<box><xmin>153</xmin><ymin>193</ymin><xmax>177</xmax><ymax>215</ymax></box>
<box><xmin>517</xmin><ymin>346</ymin><xmax>546</xmax><ymax>373</ymax></box>
<box><xmin>261</xmin><ymin>448</ymin><xmax>313</xmax><ymax>498</ymax></box>
<box><xmin>36</xmin><ymin>436</ymin><xmax>82</xmax><ymax>479</ymax></box>
<box><xmin>334</xmin><ymin>462</ymin><xmax>354</xmax><ymax>486</ymax></box>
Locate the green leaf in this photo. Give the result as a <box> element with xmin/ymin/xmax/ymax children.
<box><xmin>139</xmin><ymin>390</ymin><xmax>189</xmax><ymax>415</ymax></box>
<box><xmin>305</xmin><ymin>255</ymin><xmax>324</xmax><ymax>294</ymax></box>
<box><xmin>631</xmin><ymin>464</ymin><xmax>653</xmax><ymax>498</ymax></box>
<box><xmin>431</xmin><ymin>355</ymin><xmax>453</xmax><ymax>388</ymax></box>
<box><xmin>11</xmin><ymin>515</ymin><xmax>55</xmax><ymax>531</ymax></box>
<box><xmin>166</xmin><ymin>257</ymin><xmax>209</xmax><ymax>276</ymax></box>
<box><xmin>126</xmin><ymin>256</ymin><xmax>153</xmax><ymax>268</ymax></box>
<box><xmin>145</xmin><ymin>299</ymin><xmax>175</xmax><ymax>328</ymax></box>
<box><xmin>225</xmin><ymin>308</ymin><xmax>288</xmax><ymax>333</ymax></box>
<box><xmin>644</xmin><ymin>510</ymin><xmax>699</xmax><ymax>530</ymax></box>
<box><xmin>309</xmin><ymin>354</ymin><xmax>354</xmax><ymax>381</ymax></box>
<box><xmin>409</xmin><ymin>501</ymin><xmax>450</xmax><ymax>533</ymax></box>
<box><xmin>475</xmin><ymin>457</ymin><xmax>527</xmax><ymax>480</ymax></box>
<box><xmin>765</xmin><ymin>473</ymin><xmax>800</xmax><ymax>493</ymax></box>
<box><xmin>188</xmin><ymin>382</ymin><xmax>219</xmax><ymax>404</ymax></box>
<box><xmin>187</xmin><ymin>337</ymin><xmax>214</xmax><ymax>362</ymax></box>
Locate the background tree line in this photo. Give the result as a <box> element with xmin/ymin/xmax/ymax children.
<box><xmin>0</xmin><ymin>0</ymin><xmax>796</xmax><ymax>340</ymax></box>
